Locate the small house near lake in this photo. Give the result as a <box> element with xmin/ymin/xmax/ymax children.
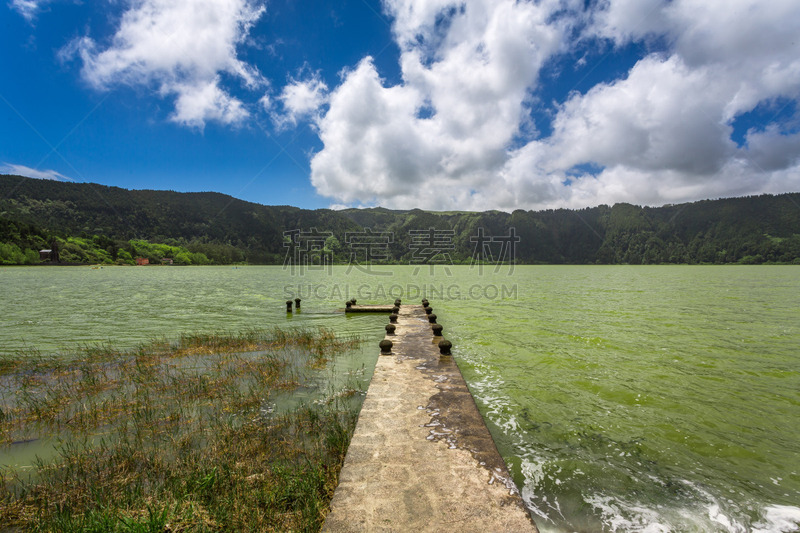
<box><xmin>135</xmin><ymin>257</ymin><xmax>149</xmax><ymax>266</ymax></box>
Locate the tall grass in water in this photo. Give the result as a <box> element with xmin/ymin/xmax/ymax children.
<box><xmin>0</xmin><ymin>327</ymin><xmax>362</xmax><ymax>532</ymax></box>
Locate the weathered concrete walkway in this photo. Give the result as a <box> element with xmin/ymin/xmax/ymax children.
<box><xmin>323</xmin><ymin>304</ymin><xmax>538</xmax><ymax>532</ymax></box>
<box><xmin>344</xmin><ymin>304</ymin><xmax>395</xmax><ymax>313</ymax></box>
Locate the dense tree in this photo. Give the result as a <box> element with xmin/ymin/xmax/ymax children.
<box><xmin>2</xmin><ymin>174</ymin><xmax>799</xmax><ymax>265</ymax></box>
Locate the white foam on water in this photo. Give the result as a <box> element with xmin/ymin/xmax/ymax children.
<box><xmin>519</xmin><ymin>456</ymin><xmax>546</xmax><ymax>489</ymax></box>
<box><xmin>535</xmin><ymin>526</ymin><xmax>568</xmax><ymax>533</ymax></box>
<box><xmin>565</xmin><ymin>482</ymin><xmax>800</xmax><ymax>533</ymax></box>
<box><xmin>520</xmin><ymin>463</ymin><xmax>800</xmax><ymax>533</ymax></box>
<box><xmin>751</xmin><ymin>505</ymin><xmax>800</xmax><ymax>533</ymax></box>
<box><xmin>707</xmin><ymin>503</ymin><xmax>746</xmax><ymax>532</ymax></box>
<box><xmin>520</xmin><ymin>457</ymin><xmax>566</xmax><ymax>526</ymax></box>
<box><xmin>585</xmin><ymin>494</ymin><xmax>673</xmax><ymax>532</ymax></box>
<box><xmin>454</xmin><ymin>326</ymin><xmax>800</xmax><ymax>533</ymax></box>
<box><xmin>501</xmin><ymin>414</ymin><xmax>520</xmax><ymax>433</ymax></box>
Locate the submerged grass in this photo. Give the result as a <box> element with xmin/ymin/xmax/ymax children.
<box><xmin>0</xmin><ymin>327</ymin><xmax>363</xmax><ymax>532</ymax></box>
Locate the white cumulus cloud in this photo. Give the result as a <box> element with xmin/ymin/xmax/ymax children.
<box><xmin>272</xmin><ymin>72</ymin><xmax>329</xmax><ymax>129</ymax></box>
<box><xmin>546</xmin><ymin>56</ymin><xmax>736</xmax><ymax>176</ymax></box>
<box><xmin>307</xmin><ymin>0</ymin><xmax>800</xmax><ymax>211</ymax></box>
<box><xmin>68</xmin><ymin>0</ymin><xmax>266</xmax><ymax>129</ymax></box>
<box><xmin>310</xmin><ymin>0</ymin><xmax>569</xmax><ymax>210</ymax></box>
<box><xmin>531</xmin><ymin>0</ymin><xmax>800</xmax><ymax>209</ymax></box>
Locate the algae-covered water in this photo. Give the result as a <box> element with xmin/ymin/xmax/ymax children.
<box><xmin>2</xmin><ymin>265</ymin><xmax>799</xmax><ymax>531</ymax></box>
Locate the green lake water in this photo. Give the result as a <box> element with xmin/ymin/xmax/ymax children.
<box><xmin>1</xmin><ymin>265</ymin><xmax>799</xmax><ymax>532</ymax></box>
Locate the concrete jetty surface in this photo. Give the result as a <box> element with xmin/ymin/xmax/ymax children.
<box><xmin>323</xmin><ymin>304</ymin><xmax>538</xmax><ymax>532</ymax></box>
<box><xmin>344</xmin><ymin>305</ymin><xmax>396</xmax><ymax>313</ymax></box>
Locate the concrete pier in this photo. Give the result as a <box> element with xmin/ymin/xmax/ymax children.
<box><xmin>323</xmin><ymin>304</ymin><xmax>538</xmax><ymax>532</ymax></box>
<box><xmin>344</xmin><ymin>305</ymin><xmax>396</xmax><ymax>313</ymax></box>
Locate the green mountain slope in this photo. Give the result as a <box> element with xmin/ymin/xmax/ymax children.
<box><xmin>2</xmin><ymin>174</ymin><xmax>799</xmax><ymax>265</ymax></box>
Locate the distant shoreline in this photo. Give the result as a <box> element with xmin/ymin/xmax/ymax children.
<box><xmin>3</xmin><ymin>261</ymin><xmax>799</xmax><ymax>267</ymax></box>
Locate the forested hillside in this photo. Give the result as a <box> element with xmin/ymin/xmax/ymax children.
<box><xmin>2</xmin><ymin>174</ymin><xmax>799</xmax><ymax>265</ymax></box>
<box><xmin>0</xmin><ymin>175</ymin><xmax>359</xmax><ymax>264</ymax></box>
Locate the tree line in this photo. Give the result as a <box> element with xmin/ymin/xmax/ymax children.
<box><xmin>1</xmin><ymin>174</ymin><xmax>799</xmax><ymax>265</ymax></box>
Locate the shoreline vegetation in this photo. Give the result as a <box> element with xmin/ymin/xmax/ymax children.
<box><xmin>0</xmin><ymin>327</ymin><xmax>364</xmax><ymax>532</ymax></box>
<box><xmin>3</xmin><ymin>259</ymin><xmax>800</xmax><ymax>267</ymax></box>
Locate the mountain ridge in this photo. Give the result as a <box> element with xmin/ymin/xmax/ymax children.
<box><xmin>2</xmin><ymin>174</ymin><xmax>799</xmax><ymax>265</ymax></box>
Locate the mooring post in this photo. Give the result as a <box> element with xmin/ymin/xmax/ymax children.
<box><xmin>294</xmin><ymin>298</ymin><xmax>301</xmax><ymax>309</ymax></box>
<box><xmin>428</xmin><ymin>313</ymin><xmax>437</xmax><ymax>324</ymax></box>
<box><xmin>385</xmin><ymin>324</ymin><xmax>396</xmax><ymax>335</ymax></box>
<box><xmin>286</xmin><ymin>300</ymin><xmax>293</xmax><ymax>313</ymax></box>
<box><xmin>389</xmin><ymin>313</ymin><xmax>398</xmax><ymax>323</ymax></box>
<box><xmin>438</xmin><ymin>339</ymin><xmax>452</xmax><ymax>355</ymax></box>
<box><xmin>394</xmin><ymin>299</ymin><xmax>402</xmax><ymax>307</ymax></box>
<box><xmin>424</xmin><ymin>306</ymin><xmax>433</xmax><ymax>315</ymax></box>
<box><xmin>379</xmin><ymin>339</ymin><xmax>393</xmax><ymax>355</ymax></box>
<box><xmin>432</xmin><ymin>324</ymin><xmax>443</xmax><ymax>336</ymax></box>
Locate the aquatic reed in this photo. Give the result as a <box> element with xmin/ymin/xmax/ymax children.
<box><xmin>0</xmin><ymin>327</ymin><xmax>363</xmax><ymax>531</ymax></box>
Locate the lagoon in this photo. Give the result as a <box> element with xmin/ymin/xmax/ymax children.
<box><xmin>1</xmin><ymin>265</ymin><xmax>799</xmax><ymax>531</ymax></box>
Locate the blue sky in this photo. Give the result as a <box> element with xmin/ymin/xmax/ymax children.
<box><xmin>1</xmin><ymin>0</ymin><xmax>799</xmax><ymax>212</ymax></box>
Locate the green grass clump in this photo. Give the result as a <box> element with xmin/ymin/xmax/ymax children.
<box><xmin>0</xmin><ymin>327</ymin><xmax>362</xmax><ymax>532</ymax></box>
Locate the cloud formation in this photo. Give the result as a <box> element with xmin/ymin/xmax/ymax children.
<box><xmin>540</xmin><ymin>0</ymin><xmax>800</xmax><ymax>209</ymax></box>
<box><xmin>69</xmin><ymin>0</ymin><xmax>266</xmax><ymax>129</ymax></box>
<box><xmin>309</xmin><ymin>0</ymin><xmax>800</xmax><ymax>210</ymax></box>
<box><xmin>30</xmin><ymin>0</ymin><xmax>799</xmax><ymax>210</ymax></box>
<box><xmin>271</xmin><ymin>72</ymin><xmax>329</xmax><ymax>129</ymax></box>
<box><xmin>311</xmin><ymin>0</ymin><xmax>567</xmax><ymax>209</ymax></box>
<box><xmin>9</xmin><ymin>0</ymin><xmax>49</xmax><ymax>21</ymax></box>
<box><xmin>1</xmin><ymin>163</ymin><xmax>72</xmax><ymax>181</ymax></box>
